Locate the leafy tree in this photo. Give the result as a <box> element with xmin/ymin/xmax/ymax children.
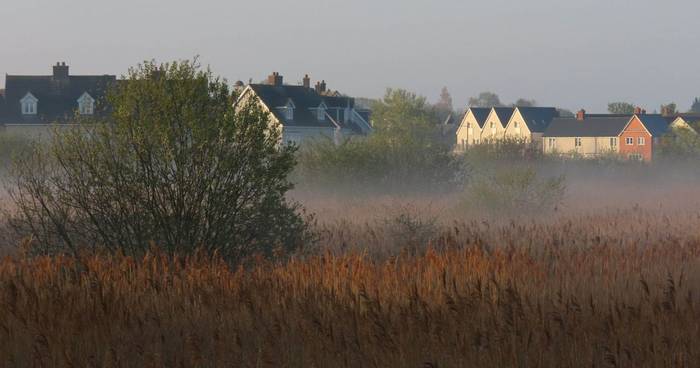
<box><xmin>296</xmin><ymin>88</ymin><xmax>465</xmax><ymax>192</ymax></box>
<box><xmin>513</xmin><ymin>98</ymin><xmax>537</xmax><ymax>107</ymax></box>
<box><xmin>468</xmin><ymin>92</ymin><xmax>503</xmax><ymax>108</ymax></box>
<box><xmin>436</xmin><ymin>87</ymin><xmax>453</xmax><ymax>112</ymax></box>
<box><xmin>607</xmin><ymin>102</ymin><xmax>635</xmax><ymax>114</ymax></box>
<box><xmin>8</xmin><ymin>60</ymin><xmax>311</xmax><ymax>261</ymax></box>
<box><xmin>657</xmin><ymin>127</ymin><xmax>700</xmax><ymax>158</ymax></box>
<box><xmin>690</xmin><ymin>98</ymin><xmax>700</xmax><ymax>113</ymax></box>
<box><xmin>557</xmin><ymin>108</ymin><xmax>575</xmax><ymax>118</ymax></box>
<box><xmin>660</xmin><ymin>102</ymin><xmax>677</xmax><ymax>115</ymax></box>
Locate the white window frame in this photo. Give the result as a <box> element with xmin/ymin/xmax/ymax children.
<box><xmin>77</xmin><ymin>92</ymin><xmax>95</xmax><ymax>115</ymax></box>
<box><xmin>625</xmin><ymin>137</ymin><xmax>634</xmax><ymax>145</ymax></box>
<box><xmin>317</xmin><ymin>103</ymin><xmax>326</xmax><ymax>121</ymax></box>
<box><xmin>637</xmin><ymin>137</ymin><xmax>645</xmax><ymax>145</ymax></box>
<box><xmin>610</xmin><ymin>137</ymin><xmax>617</xmax><ymax>147</ymax></box>
<box><xmin>574</xmin><ymin>137</ymin><xmax>582</xmax><ymax>147</ymax></box>
<box><xmin>548</xmin><ymin>138</ymin><xmax>556</xmax><ymax>149</ymax></box>
<box><xmin>20</xmin><ymin>92</ymin><xmax>38</xmax><ymax>115</ymax></box>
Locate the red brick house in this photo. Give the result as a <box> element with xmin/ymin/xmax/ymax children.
<box><xmin>618</xmin><ymin>114</ymin><xmax>674</xmax><ymax>162</ymax></box>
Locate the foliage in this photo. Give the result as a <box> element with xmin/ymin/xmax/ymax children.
<box><xmin>513</xmin><ymin>98</ymin><xmax>536</xmax><ymax>107</ymax></box>
<box><xmin>296</xmin><ymin>88</ymin><xmax>466</xmax><ymax>193</ymax></box>
<box><xmin>468</xmin><ymin>91</ymin><xmax>503</xmax><ymax>107</ymax></box>
<box><xmin>0</xmin><ymin>132</ymin><xmax>33</xmax><ymax>168</ymax></box>
<box><xmin>557</xmin><ymin>108</ymin><xmax>575</xmax><ymax>118</ymax></box>
<box><xmin>460</xmin><ymin>138</ymin><xmax>544</xmax><ymax>166</ymax></box>
<box><xmin>607</xmin><ymin>101</ymin><xmax>635</xmax><ymax>114</ymax></box>
<box><xmin>8</xmin><ymin>60</ymin><xmax>311</xmax><ymax>262</ymax></box>
<box><xmin>660</xmin><ymin>102</ymin><xmax>678</xmax><ymax>115</ymax></box>
<box><xmin>690</xmin><ymin>97</ymin><xmax>700</xmax><ymax>113</ymax></box>
<box><xmin>3</xmin><ymin>208</ymin><xmax>700</xmax><ymax>366</ymax></box>
<box><xmin>461</xmin><ymin>166</ymin><xmax>565</xmax><ymax>214</ymax></box>
<box><xmin>657</xmin><ymin>127</ymin><xmax>700</xmax><ymax>158</ymax></box>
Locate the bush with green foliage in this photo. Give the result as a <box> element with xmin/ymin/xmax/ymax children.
<box><xmin>296</xmin><ymin>89</ymin><xmax>465</xmax><ymax>192</ymax></box>
<box><xmin>461</xmin><ymin>167</ymin><xmax>566</xmax><ymax>214</ymax></box>
<box><xmin>8</xmin><ymin>60</ymin><xmax>312</xmax><ymax>262</ymax></box>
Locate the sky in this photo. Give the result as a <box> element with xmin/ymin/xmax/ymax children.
<box><xmin>1</xmin><ymin>0</ymin><xmax>699</xmax><ymax>112</ymax></box>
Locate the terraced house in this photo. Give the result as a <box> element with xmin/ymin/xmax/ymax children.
<box><xmin>235</xmin><ymin>73</ymin><xmax>372</xmax><ymax>145</ymax></box>
<box><xmin>543</xmin><ymin>109</ymin><xmax>697</xmax><ymax>162</ymax></box>
<box><xmin>0</xmin><ymin>62</ymin><xmax>116</xmax><ymax>139</ymax></box>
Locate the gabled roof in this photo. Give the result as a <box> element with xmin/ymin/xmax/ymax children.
<box><xmin>492</xmin><ymin>107</ymin><xmax>514</xmax><ymax>124</ymax></box>
<box><xmin>247</xmin><ymin>83</ymin><xmax>367</xmax><ymax>133</ymax></box>
<box><xmin>635</xmin><ymin>115</ymin><xmax>671</xmax><ymax>137</ymax></box>
<box><xmin>543</xmin><ymin>116</ymin><xmax>630</xmax><ymax>137</ymax></box>
<box><xmin>468</xmin><ymin>107</ymin><xmax>490</xmax><ymax>128</ymax></box>
<box><xmin>515</xmin><ymin>107</ymin><xmax>559</xmax><ymax>132</ymax></box>
<box><xmin>2</xmin><ymin>73</ymin><xmax>116</xmax><ymax>123</ymax></box>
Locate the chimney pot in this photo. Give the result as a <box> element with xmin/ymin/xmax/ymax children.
<box><xmin>303</xmin><ymin>74</ymin><xmax>310</xmax><ymax>88</ymax></box>
<box><xmin>634</xmin><ymin>106</ymin><xmax>642</xmax><ymax>115</ymax></box>
<box><xmin>576</xmin><ymin>109</ymin><xmax>586</xmax><ymax>121</ymax></box>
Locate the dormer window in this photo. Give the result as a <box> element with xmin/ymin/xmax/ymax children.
<box><xmin>20</xmin><ymin>92</ymin><xmax>38</xmax><ymax>115</ymax></box>
<box><xmin>317</xmin><ymin>102</ymin><xmax>327</xmax><ymax>121</ymax></box>
<box><xmin>77</xmin><ymin>92</ymin><xmax>95</xmax><ymax>115</ymax></box>
<box><xmin>277</xmin><ymin>99</ymin><xmax>295</xmax><ymax>122</ymax></box>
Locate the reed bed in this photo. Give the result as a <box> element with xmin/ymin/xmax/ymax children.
<box><xmin>2</xmin><ymin>208</ymin><xmax>700</xmax><ymax>367</ymax></box>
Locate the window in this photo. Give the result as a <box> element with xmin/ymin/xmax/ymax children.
<box><xmin>490</xmin><ymin>122</ymin><xmax>494</xmax><ymax>128</ymax></box>
<box><xmin>625</xmin><ymin>137</ymin><xmax>634</xmax><ymax>145</ymax></box>
<box><xmin>77</xmin><ymin>92</ymin><xmax>95</xmax><ymax>115</ymax></box>
<box><xmin>285</xmin><ymin>108</ymin><xmax>293</xmax><ymax>121</ymax></box>
<box><xmin>610</xmin><ymin>137</ymin><xmax>617</xmax><ymax>147</ymax></box>
<box><xmin>466</xmin><ymin>123</ymin><xmax>471</xmax><ymax>128</ymax></box>
<box><xmin>575</xmin><ymin>137</ymin><xmax>582</xmax><ymax>147</ymax></box>
<box><xmin>628</xmin><ymin>153</ymin><xmax>643</xmax><ymax>161</ymax></box>
<box><xmin>316</xmin><ymin>103</ymin><xmax>326</xmax><ymax>121</ymax></box>
<box><xmin>637</xmin><ymin>137</ymin><xmax>645</xmax><ymax>145</ymax></box>
<box><xmin>20</xmin><ymin>92</ymin><xmax>38</xmax><ymax>115</ymax></box>
<box><xmin>514</xmin><ymin>122</ymin><xmax>519</xmax><ymax>128</ymax></box>
<box><xmin>548</xmin><ymin>138</ymin><xmax>556</xmax><ymax>149</ymax></box>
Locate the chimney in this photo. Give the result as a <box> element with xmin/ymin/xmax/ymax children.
<box><xmin>576</xmin><ymin>109</ymin><xmax>586</xmax><ymax>121</ymax></box>
<box><xmin>634</xmin><ymin>106</ymin><xmax>642</xmax><ymax>115</ymax></box>
<box><xmin>315</xmin><ymin>80</ymin><xmax>327</xmax><ymax>94</ymax></box>
<box><xmin>267</xmin><ymin>72</ymin><xmax>283</xmax><ymax>86</ymax></box>
<box><xmin>303</xmin><ymin>74</ymin><xmax>311</xmax><ymax>88</ymax></box>
<box><xmin>53</xmin><ymin>62</ymin><xmax>69</xmax><ymax>81</ymax></box>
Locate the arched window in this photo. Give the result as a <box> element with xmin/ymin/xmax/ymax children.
<box><xmin>78</xmin><ymin>92</ymin><xmax>95</xmax><ymax>115</ymax></box>
<box><xmin>317</xmin><ymin>102</ymin><xmax>327</xmax><ymax>121</ymax></box>
<box><xmin>20</xmin><ymin>92</ymin><xmax>38</xmax><ymax>115</ymax></box>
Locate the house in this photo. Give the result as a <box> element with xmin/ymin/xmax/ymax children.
<box><xmin>455</xmin><ymin>107</ymin><xmax>490</xmax><ymax>151</ymax></box>
<box><xmin>669</xmin><ymin>114</ymin><xmax>700</xmax><ymax>132</ymax></box>
<box><xmin>0</xmin><ymin>62</ymin><xmax>116</xmax><ymax>125</ymax></box>
<box><xmin>235</xmin><ymin>72</ymin><xmax>372</xmax><ymax>145</ymax></box>
<box><xmin>543</xmin><ymin>110</ymin><xmax>628</xmax><ymax>157</ymax></box>
<box><xmin>503</xmin><ymin>107</ymin><xmax>559</xmax><ymax>144</ymax></box>
<box><xmin>543</xmin><ymin>108</ymin><xmax>695</xmax><ymax>162</ymax></box>
<box><xmin>480</xmin><ymin>107</ymin><xmax>514</xmax><ymax>142</ymax></box>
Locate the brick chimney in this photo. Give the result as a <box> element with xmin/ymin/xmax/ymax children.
<box><xmin>52</xmin><ymin>62</ymin><xmax>69</xmax><ymax>81</ymax></box>
<box><xmin>634</xmin><ymin>106</ymin><xmax>642</xmax><ymax>115</ymax></box>
<box><xmin>576</xmin><ymin>109</ymin><xmax>586</xmax><ymax>121</ymax></box>
<box><xmin>315</xmin><ymin>80</ymin><xmax>327</xmax><ymax>94</ymax></box>
<box><xmin>303</xmin><ymin>74</ymin><xmax>311</xmax><ymax>88</ymax></box>
<box><xmin>267</xmin><ymin>72</ymin><xmax>283</xmax><ymax>86</ymax></box>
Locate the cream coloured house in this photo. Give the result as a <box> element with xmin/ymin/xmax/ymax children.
<box><xmin>480</xmin><ymin>107</ymin><xmax>514</xmax><ymax>142</ymax></box>
<box><xmin>542</xmin><ymin>114</ymin><xmax>629</xmax><ymax>157</ymax></box>
<box><xmin>235</xmin><ymin>73</ymin><xmax>372</xmax><ymax>145</ymax></box>
<box><xmin>455</xmin><ymin>107</ymin><xmax>490</xmax><ymax>151</ymax></box>
<box><xmin>503</xmin><ymin>107</ymin><xmax>559</xmax><ymax>144</ymax></box>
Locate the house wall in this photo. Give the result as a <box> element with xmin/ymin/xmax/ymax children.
<box><xmin>0</xmin><ymin>124</ymin><xmax>78</xmax><ymax>142</ymax></box>
<box><xmin>504</xmin><ymin>110</ymin><xmax>532</xmax><ymax>142</ymax></box>
<box><xmin>455</xmin><ymin>111</ymin><xmax>481</xmax><ymax>151</ymax></box>
<box><xmin>480</xmin><ymin>109</ymin><xmax>508</xmax><ymax>142</ymax></box>
<box><xmin>619</xmin><ymin>117</ymin><xmax>652</xmax><ymax>162</ymax></box>
<box><xmin>543</xmin><ymin>136</ymin><xmax>619</xmax><ymax>157</ymax></box>
<box><xmin>283</xmin><ymin>126</ymin><xmax>348</xmax><ymax>145</ymax></box>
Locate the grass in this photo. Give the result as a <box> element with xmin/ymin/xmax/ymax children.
<box><xmin>2</xmin><ymin>207</ymin><xmax>700</xmax><ymax>367</ymax></box>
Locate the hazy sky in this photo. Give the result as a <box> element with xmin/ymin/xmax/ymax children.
<box><xmin>2</xmin><ymin>0</ymin><xmax>699</xmax><ymax>112</ymax></box>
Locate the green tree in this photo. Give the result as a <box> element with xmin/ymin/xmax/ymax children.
<box><xmin>661</xmin><ymin>102</ymin><xmax>677</xmax><ymax>116</ymax></box>
<box><xmin>8</xmin><ymin>60</ymin><xmax>310</xmax><ymax>261</ymax></box>
<box><xmin>607</xmin><ymin>102</ymin><xmax>635</xmax><ymax>114</ymax></box>
<box><xmin>690</xmin><ymin>98</ymin><xmax>700</xmax><ymax>113</ymax></box>
<box><xmin>513</xmin><ymin>98</ymin><xmax>537</xmax><ymax>107</ymax></box>
<box><xmin>468</xmin><ymin>92</ymin><xmax>503</xmax><ymax>107</ymax></box>
<box><xmin>557</xmin><ymin>108</ymin><xmax>575</xmax><ymax>118</ymax></box>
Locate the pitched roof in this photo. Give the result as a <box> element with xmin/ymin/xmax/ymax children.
<box><xmin>492</xmin><ymin>107</ymin><xmax>514</xmax><ymax>124</ymax></box>
<box><xmin>543</xmin><ymin>116</ymin><xmax>630</xmax><ymax>137</ymax></box>
<box><xmin>468</xmin><ymin>107</ymin><xmax>490</xmax><ymax>128</ymax></box>
<box><xmin>636</xmin><ymin>115</ymin><xmax>671</xmax><ymax>137</ymax></box>
<box><xmin>248</xmin><ymin>84</ymin><xmax>368</xmax><ymax>133</ymax></box>
<box><xmin>2</xmin><ymin>73</ymin><xmax>116</xmax><ymax>124</ymax></box>
<box><xmin>515</xmin><ymin>107</ymin><xmax>559</xmax><ymax>132</ymax></box>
